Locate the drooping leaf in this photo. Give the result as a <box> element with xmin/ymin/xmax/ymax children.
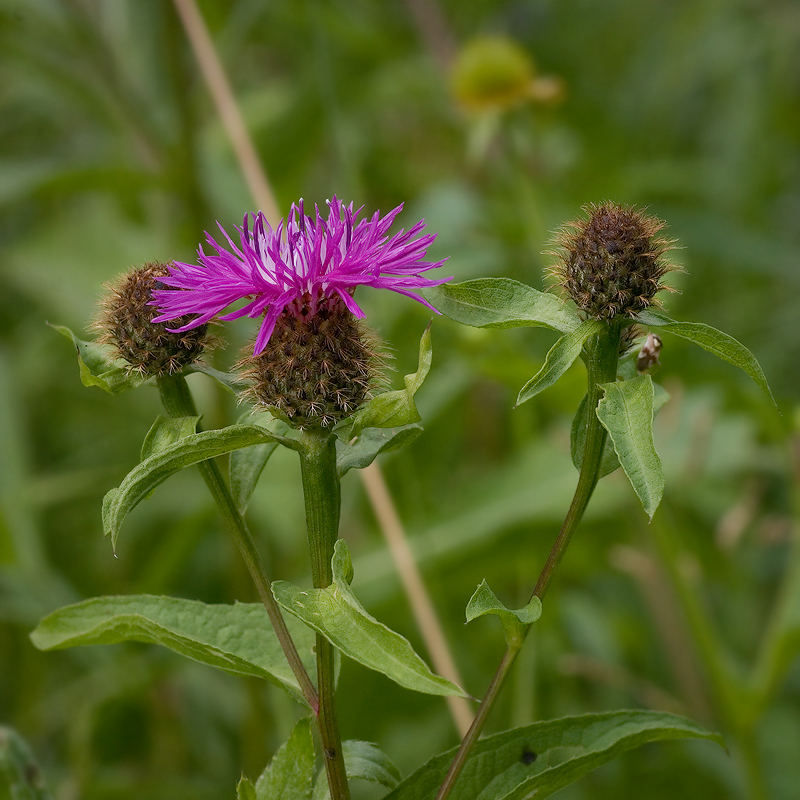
<box><xmin>311</xmin><ymin>740</ymin><xmax>402</xmax><ymax>800</ymax></box>
<box><xmin>426</xmin><ymin>279</ymin><xmax>580</xmax><ymax>334</ymax></box>
<box><xmin>596</xmin><ymin>375</ymin><xmax>664</xmax><ymax>519</ymax></box>
<box><xmin>102</xmin><ymin>424</ymin><xmax>296</xmax><ymax>548</ymax></box>
<box><xmin>571</xmin><ymin>381</ymin><xmax>670</xmax><ymax>479</ymax></box>
<box><xmin>230</xmin><ymin>442</ymin><xmax>281</xmax><ymax>513</ymax></box>
<box><xmin>637</xmin><ymin>309</ymin><xmax>777</xmax><ymax>407</ymax></box>
<box><xmin>336</xmin><ymin>424</ymin><xmax>422</xmax><ymax>476</ymax></box>
<box><xmin>334</xmin><ymin>326</ymin><xmax>431</xmax><ymax>441</ymax></box>
<box><xmin>51</xmin><ymin>323</ymin><xmax>144</xmax><ymax>395</ymax></box>
<box><xmin>0</xmin><ymin>726</ymin><xmax>53</xmax><ymax>800</ymax></box>
<box><xmin>272</xmin><ymin>540</ymin><xmax>468</xmax><ymax>698</ymax></box>
<box><xmin>252</xmin><ymin>718</ymin><xmax>315</xmax><ymax>800</ymax></box>
<box><xmin>187</xmin><ymin>362</ymin><xmax>245</xmax><ymax>394</ymax></box>
<box><xmin>30</xmin><ymin>596</ymin><xmax>317</xmax><ymax>706</ymax></box>
<box><xmin>516</xmin><ymin>320</ymin><xmax>604</xmax><ymax>407</ymax></box>
<box><xmin>140</xmin><ymin>416</ymin><xmax>200</xmax><ymax>461</ymax></box>
<box><xmin>465</xmin><ymin>580</ymin><xmax>541</xmax><ymax>648</ymax></box>
<box><xmin>383</xmin><ymin>710</ymin><xmax>724</xmax><ymax>800</ymax></box>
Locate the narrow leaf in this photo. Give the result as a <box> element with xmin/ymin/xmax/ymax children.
<box><xmin>426</xmin><ymin>279</ymin><xmax>580</xmax><ymax>334</ymax></box>
<box><xmin>466</xmin><ymin>580</ymin><xmax>541</xmax><ymax>648</ymax></box>
<box><xmin>140</xmin><ymin>416</ymin><xmax>200</xmax><ymax>461</ymax></box>
<box><xmin>102</xmin><ymin>424</ymin><xmax>292</xmax><ymax>548</ymax></box>
<box><xmin>637</xmin><ymin>309</ymin><xmax>777</xmax><ymax>407</ymax></box>
<box><xmin>30</xmin><ymin>595</ymin><xmax>317</xmax><ymax>706</ymax></box>
<box><xmin>596</xmin><ymin>376</ymin><xmax>664</xmax><ymax>519</ymax></box>
<box><xmin>187</xmin><ymin>362</ymin><xmax>245</xmax><ymax>394</ymax></box>
<box><xmin>383</xmin><ymin>710</ymin><xmax>724</xmax><ymax>800</ymax></box>
<box><xmin>0</xmin><ymin>726</ymin><xmax>53</xmax><ymax>800</ymax></box>
<box><xmin>571</xmin><ymin>381</ymin><xmax>669</xmax><ymax>478</ymax></box>
<box><xmin>334</xmin><ymin>326</ymin><xmax>432</xmax><ymax>441</ymax></box>
<box><xmin>236</xmin><ymin>778</ymin><xmax>257</xmax><ymax>800</ymax></box>
<box><xmin>312</xmin><ymin>741</ymin><xmax>402</xmax><ymax>800</ymax></box>
<box><xmin>516</xmin><ymin>320</ymin><xmax>604</xmax><ymax>407</ymax></box>
<box><xmin>254</xmin><ymin>718</ymin><xmax>315</xmax><ymax>800</ymax></box>
<box><xmin>51</xmin><ymin>323</ymin><xmax>143</xmax><ymax>395</ymax></box>
<box><xmin>272</xmin><ymin>540</ymin><xmax>468</xmax><ymax>698</ymax></box>
<box><xmin>230</xmin><ymin>442</ymin><xmax>280</xmax><ymax>513</ymax></box>
<box><xmin>336</xmin><ymin>424</ymin><xmax>422</xmax><ymax>477</ymax></box>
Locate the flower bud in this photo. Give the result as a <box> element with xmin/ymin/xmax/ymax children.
<box><xmin>237</xmin><ymin>294</ymin><xmax>387</xmax><ymax>429</ymax></box>
<box><xmin>95</xmin><ymin>262</ymin><xmax>212</xmax><ymax>377</ymax></box>
<box><xmin>549</xmin><ymin>202</ymin><xmax>676</xmax><ymax>321</ymax></box>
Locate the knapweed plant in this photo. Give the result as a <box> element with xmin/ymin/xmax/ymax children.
<box><xmin>28</xmin><ymin>200</ymin><xmax>774</xmax><ymax>799</ymax></box>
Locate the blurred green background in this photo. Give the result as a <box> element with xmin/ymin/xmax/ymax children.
<box><xmin>1</xmin><ymin>0</ymin><xmax>799</xmax><ymax>798</ymax></box>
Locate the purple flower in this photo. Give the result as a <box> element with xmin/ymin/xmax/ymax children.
<box><xmin>151</xmin><ymin>197</ymin><xmax>451</xmax><ymax>355</ymax></box>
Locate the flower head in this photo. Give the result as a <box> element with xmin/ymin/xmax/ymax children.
<box><xmin>151</xmin><ymin>197</ymin><xmax>450</xmax><ymax>355</ymax></box>
<box><xmin>94</xmin><ymin>262</ymin><xmax>213</xmax><ymax>377</ymax></box>
<box><xmin>548</xmin><ymin>202</ymin><xmax>677</xmax><ymax>321</ymax></box>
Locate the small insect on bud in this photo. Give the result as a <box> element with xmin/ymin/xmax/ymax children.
<box><xmin>94</xmin><ymin>261</ymin><xmax>213</xmax><ymax>378</ymax></box>
<box><xmin>636</xmin><ymin>333</ymin><xmax>663</xmax><ymax>373</ymax></box>
<box><xmin>549</xmin><ymin>202</ymin><xmax>677</xmax><ymax>322</ymax></box>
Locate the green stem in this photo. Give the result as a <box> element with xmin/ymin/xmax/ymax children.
<box><xmin>156</xmin><ymin>374</ymin><xmax>319</xmax><ymax>711</ymax></box>
<box><xmin>435</xmin><ymin>326</ymin><xmax>622</xmax><ymax>800</ymax></box>
<box><xmin>298</xmin><ymin>429</ymin><xmax>351</xmax><ymax>800</ymax></box>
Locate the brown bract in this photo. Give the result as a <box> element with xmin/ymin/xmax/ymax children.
<box><xmin>547</xmin><ymin>202</ymin><xmax>678</xmax><ymax>321</ymax></box>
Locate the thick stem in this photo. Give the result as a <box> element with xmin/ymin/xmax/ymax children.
<box><xmin>156</xmin><ymin>375</ymin><xmax>318</xmax><ymax>710</ymax></box>
<box><xmin>435</xmin><ymin>326</ymin><xmax>622</xmax><ymax>800</ymax></box>
<box><xmin>299</xmin><ymin>429</ymin><xmax>351</xmax><ymax>800</ymax></box>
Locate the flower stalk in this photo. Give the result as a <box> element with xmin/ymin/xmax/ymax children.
<box><xmin>435</xmin><ymin>324</ymin><xmax>623</xmax><ymax>800</ymax></box>
<box><xmin>298</xmin><ymin>428</ymin><xmax>351</xmax><ymax>800</ymax></box>
<box><xmin>156</xmin><ymin>374</ymin><xmax>319</xmax><ymax>711</ymax></box>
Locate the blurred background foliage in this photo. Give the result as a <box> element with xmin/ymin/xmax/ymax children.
<box><xmin>1</xmin><ymin>0</ymin><xmax>799</xmax><ymax>798</ymax></box>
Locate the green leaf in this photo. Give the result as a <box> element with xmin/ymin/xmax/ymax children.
<box><xmin>253</xmin><ymin>718</ymin><xmax>315</xmax><ymax>800</ymax></box>
<box><xmin>0</xmin><ymin>726</ymin><xmax>53</xmax><ymax>800</ymax></box>
<box><xmin>30</xmin><ymin>595</ymin><xmax>317</xmax><ymax>706</ymax></box>
<box><xmin>51</xmin><ymin>323</ymin><xmax>144</xmax><ymax>395</ymax></box>
<box><xmin>426</xmin><ymin>279</ymin><xmax>580</xmax><ymax>334</ymax></box>
<box><xmin>596</xmin><ymin>376</ymin><xmax>664</xmax><ymax>519</ymax></box>
<box><xmin>336</xmin><ymin>424</ymin><xmax>423</xmax><ymax>476</ymax></box>
<box><xmin>187</xmin><ymin>362</ymin><xmax>245</xmax><ymax>394</ymax></box>
<box><xmin>102</xmin><ymin>424</ymin><xmax>294</xmax><ymax>548</ymax></box>
<box><xmin>571</xmin><ymin>381</ymin><xmax>670</xmax><ymax>479</ymax></box>
<box><xmin>237</xmin><ymin>778</ymin><xmax>257</xmax><ymax>800</ymax></box>
<box><xmin>465</xmin><ymin>580</ymin><xmax>541</xmax><ymax>648</ymax></box>
<box><xmin>516</xmin><ymin>320</ymin><xmax>604</xmax><ymax>407</ymax></box>
<box><xmin>312</xmin><ymin>741</ymin><xmax>402</xmax><ymax>800</ymax></box>
<box><xmin>334</xmin><ymin>326</ymin><xmax>431</xmax><ymax>441</ymax></box>
<box><xmin>140</xmin><ymin>416</ymin><xmax>200</xmax><ymax>461</ymax></box>
<box><xmin>637</xmin><ymin>309</ymin><xmax>777</xmax><ymax>407</ymax></box>
<box><xmin>383</xmin><ymin>710</ymin><xmax>724</xmax><ymax>800</ymax></box>
<box><xmin>230</xmin><ymin>442</ymin><xmax>280</xmax><ymax>513</ymax></box>
<box><xmin>272</xmin><ymin>540</ymin><xmax>468</xmax><ymax>698</ymax></box>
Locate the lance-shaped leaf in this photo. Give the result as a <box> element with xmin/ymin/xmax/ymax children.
<box><xmin>334</xmin><ymin>326</ymin><xmax>432</xmax><ymax>441</ymax></box>
<box><xmin>336</xmin><ymin>424</ymin><xmax>422</xmax><ymax>477</ymax></box>
<box><xmin>0</xmin><ymin>726</ymin><xmax>53</xmax><ymax>800</ymax></box>
<box><xmin>571</xmin><ymin>380</ymin><xmax>670</xmax><ymax>479</ymax></box>
<box><xmin>466</xmin><ymin>580</ymin><xmax>542</xmax><ymax>648</ymax></box>
<box><xmin>426</xmin><ymin>279</ymin><xmax>580</xmax><ymax>334</ymax></box>
<box><xmin>596</xmin><ymin>375</ymin><xmax>664</xmax><ymax>520</ymax></box>
<box><xmin>238</xmin><ymin>718</ymin><xmax>315</xmax><ymax>800</ymax></box>
<box><xmin>140</xmin><ymin>416</ymin><xmax>200</xmax><ymax>460</ymax></box>
<box><xmin>187</xmin><ymin>362</ymin><xmax>246</xmax><ymax>395</ymax></box>
<box><xmin>229</xmin><ymin>442</ymin><xmax>281</xmax><ymax>514</ymax></box>
<box><xmin>272</xmin><ymin>540</ymin><xmax>468</xmax><ymax>698</ymax></box>
<box><xmin>383</xmin><ymin>710</ymin><xmax>724</xmax><ymax>800</ymax></box>
<box><xmin>637</xmin><ymin>309</ymin><xmax>776</xmax><ymax>407</ymax></box>
<box><xmin>30</xmin><ymin>595</ymin><xmax>317</xmax><ymax>706</ymax></box>
<box><xmin>516</xmin><ymin>319</ymin><xmax>604</xmax><ymax>407</ymax></box>
<box><xmin>102</xmin><ymin>424</ymin><xmax>296</xmax><ymax>548</ymax></box>
<box><xmin>51</xmin><ymin>323</ymin><xmax>144</xmax><ymax>395</ymax></box>
<box><xmin>311</xmin><ymin>741</ymin><xmax>402</xmax><ymax>800</ymax></box>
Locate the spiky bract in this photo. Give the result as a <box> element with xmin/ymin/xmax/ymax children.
<box><xmin>549</xmin><ymin>202</ymin><xmax>676</xmax><ymax>321</ymax></box>
<box><xmin>95</xmin><ymin>262</ymin><xmax>211</xmax><ymax>377</ymax></box>
<box><xmin>238</xmin><ymin>295</ymin><xmax>386</xmax><ymax>429</ymax></box>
